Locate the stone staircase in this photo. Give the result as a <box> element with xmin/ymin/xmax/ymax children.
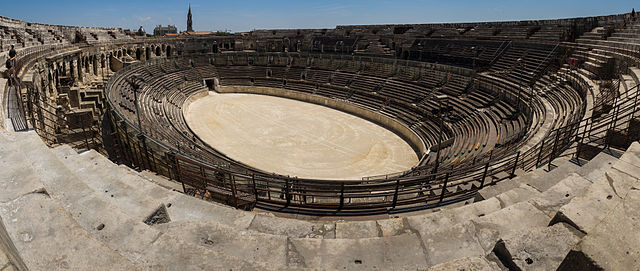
<box><xmin>1</xmin><ymin>128</ymin><xmax>640</xmax><ymax>270</ymax></box>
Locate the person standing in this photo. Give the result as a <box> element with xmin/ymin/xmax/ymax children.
<box><xmin>8</xmin><ymin>45</ymin><xmax>16</xmax><ymax>59</ymax></box>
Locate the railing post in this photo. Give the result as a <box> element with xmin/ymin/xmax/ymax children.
<box><xmin>549</xmin><ymin>129</ymin><xmax>561</xmax><ymax>171</ymax></box>
<box><xmin>284</xmin><ymin>179</ymin><xmax>291</xmax><ymax>207</ymax></box>
<box><xmin>575</xmin><ymin>119</ymin><xmax>588</xmax><ymax>163</ymax></box>
<box><xmin>339</xmin><ymin>182</ymin><xmax>345</xmax><ymax>210</ymax></box>
<box><xmin>439</xmin><ymin>173</ymin><xmax>450</xmax><ymax>203</ymax></box>
<box><xmin>391</xmin><ymin>179</ymin><xmax>400</xmax><ymax>209</ymax></box>
<box><xmin>138</xmin><ymin>134</ymin><xmax>152</xmax><ymax>171</ymax></box>
<box><xmin>480</xmin><ymin>161</ymin><xmax>490</xmax><ymax>188</ymax></box>
<box><xmin>536</xmin><ymin>139</ymin><xmax>546</xmax><ymax>168</ymax></box>
<box><xmin>252</xmin><ymin>174</ymin><xmax>259</xmax><ymax>202</ymax></box>
<box><xmin>167</xmin><ymin>152</ymin><xmax>185</xmax><ymax>193</ymax></box>
<box><xmin>81</xmin><ymin>115</ymin><xmax>90</xmax><ymax>151</ymax></box>
<box><xmin>230</xmin><ymin>175</ymin><xmax>238</xmax><ymax>208</ymax></box>
<box><xmin>510</xmin><ymin>151</ymin><xmax>521</xmax><ymax>178</ymax></box>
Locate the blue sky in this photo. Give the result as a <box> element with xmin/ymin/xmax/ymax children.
<box><xmin>2</xmin><ymin>1</ymin><xmax>637</xmax><ymax>33</ymax></box>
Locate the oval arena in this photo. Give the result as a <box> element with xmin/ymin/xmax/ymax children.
<box><xmin>1</xmin><ymin>7</ymin><xmax>640</xmax><ymax>271</ymax></box>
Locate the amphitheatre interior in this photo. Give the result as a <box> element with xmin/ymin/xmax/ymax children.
<box><xmin>0</xmin><ymin>7</ymin><xmax>640</xmax><ymax>271</ymax></box>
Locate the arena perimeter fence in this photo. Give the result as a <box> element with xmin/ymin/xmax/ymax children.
<box><xmin>10</xmin><ymin>48</ymin><xmax>640</xmax><ymax>213</ymax></box>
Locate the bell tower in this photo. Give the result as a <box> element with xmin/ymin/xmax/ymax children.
<box><xmin>187</xmin><ymin>4</ymin><xmax>194</xmax><ymax>32</ymax></box>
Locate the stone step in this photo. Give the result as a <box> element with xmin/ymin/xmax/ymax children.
<box><xmin>558</xmin><ymin>177</ymin><xmax>640</xmax><ymax>270</ymax></box>
<box><xmin>0</xmin><ymin>130</ymin><xmax>141</xmax><ymax>270</ymax></box>
<box><xmin>8</xmin><ymin>131</ymin><xmax>274</xmax><ymax>270</ymax></box>
<box><xmin>493</xmin><ymin>223</ymin><xmax>583</xmax><ymax>270</ymax></box>
<box><xmin>0</xmin><ymin>193</ymin><xmax>142</xmax><ymax>270</ymax></box>
<box><xmin>551</xmin><ymin>142</ymin><xmax>640</xmax><ymax>234</ymax></box>
<box><xmin>629</xmin><ymin>66</ymin><xmax>640</xmax><ymax>85</ymax></box>
<box><xmin>425</xmin><ymin>256</ymin><xmax>502</xmax><ymax>271</ymax></box>
<box><xmin>52</xmin><ymin>147</ymin><xmax>165</xmax><ymax>221</ymax></box>
<box><xmin>288</xmin><ymin>233</ymin><xmax>427</xmax><ymax>270</ymax></box>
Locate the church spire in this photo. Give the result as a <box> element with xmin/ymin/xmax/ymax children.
<box><xmin>187</xmin><ymin>4</ymin><xmax>194</xmax><ymax>32</ymax></box>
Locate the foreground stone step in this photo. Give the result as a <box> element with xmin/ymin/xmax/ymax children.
<box><xmin>52</xmin><ymin>147</ymin><xmax>165</xmax><ymax>221</ymax></box>
<box><xmin>528</xmin><ymin>173</ymin><xmax>592</xmax><ymax>217</ymax></box>
<box><xmin>10</xmin><ymin>132</ymin><xmax>274</xmax><ymax>270</ymax></box>
<box><xmin>424</xmin><ymin>256</ymin><xmax>502</xmax><ymax>271</ymax></box>
<box><xmin>154</xmin><ymin>221</ymin><xmax>288</xmax><ymax>267</ymax></box>
<box><xmin>405</xmin><ymin>198</ymin><xmax>502</xmax><ymax>266</ymax></box>
<box><xmin>557</xmin><ymin>179</ymin><xmax>640</xmax><ymax>270</ymax></box>
<box><xmin>0</xmin><ymin>193</ymin><xmax>141</xmax><ymax>270</ymax></box>
<box><xmin>551</xmin><ymin>161</ymin><xmax>639</xmax><ymax>234</ymax></box>
<box><xmin>288</xmin><ymin>233</ymin><xmax>426</xmax><ymax>270</ymax></box>
<box><xmin>492</xmin><ymin>223</ymin><xmax>583</xmax><ymax>270</ymax></box>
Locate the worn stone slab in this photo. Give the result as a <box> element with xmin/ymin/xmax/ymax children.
<box><xmin>406</xmin><ymin>197</ymin><xmax>502</xmax><ymax>231</ymax></box>
<box><xmin>423</xmin><ymin>257</ymin><xmax>501</xmax><ymax>271</ymax></box>
<box><xmin>55</xmin><ymin>149</ymin><xmax>165</xmax><ymax>221</ymax></box>
<box><xmin>138</xmin><ymin>232</ymin><xmax>270</xmax><ymax>271</ymax></box>
<box><xmin>526</xmin><ymin>161</ymin><xmax>581</xmax><ymax>192</ymax></box>
<box><xmin>574</xmin><ymin>152</ymin><xmax>617</xmax><ymax>182</ymax></box>
<box><xmin>65</xmin><ymin>193</ymin><xmax>163</xmax><ymax>261</ymax></box>
<box><xmin>528</xmin><ymin>173</ymin><xmax>592</xmax><ymax>217</ymax></box>
<box><xmin>0</xmin><ymin>193</ymin><xmax>141</xmax><ymax>270</ymax></box>
<box><xmin>165</xmin><ymin>192</ymin><xmax>255</xmax><ymax>230</ymax></box>
<box><xmin>376</xmin><ymin>217</ymin><xmax>409</xmax><ymax>237</ymax></box>
<box><xmin>494</xmin><ymin>184</ymin><xmax>541</xmax><ymax>208</ymax></box>
<box><xmin>472</xmin><ymin>202</ymin><xmax>551</xmax><ymax>251</ymax></box>
<box><xmin>248</xmin><ymin>214</ymin><xmax>333</xmax><ymax>238</ymax></box>
<box><xmin>155</xmin><ymin>221</ymin><xmax>288</xmax><ymax>267</ymax></box>
<box><xmin>0</xmin><ymin>137</ymin><xmax>45</xmax><ymax>204</ymax></box>
<box><xmin>551</xmin><ymin>168</ymin><xmax>638</xmax><ymax>234</ymax></box>
<box><xmin>475</xmin><ymin>179</ymin><xmax>521</xmax><ymax>202</ymax></box>
<box><xmin>289</xmin><ymin>233</ymin><xmax>426</xmax><ymax>270</ymax></box>
<box><xmin>336</xmin><ymin>220</ymin><xmax>378</xmax><ymax>238</ymax></box>
<box><xmin>617</xmin><ymin>142</ymin><xmax>640</xmax><ymax>169</ymax></box>
<box><xmin>422</xmin><ymin>221</ymin><xmax>488</xmax><ymax>267</ymax></box>
<box><xmin>493</xmin><ymin>223</ymin><xmax>583</xmax><ymax>271</ymax></box>
<box><xmin>557</xmin><ymin>180</ymin><xmax>640</xmax><ymax>270</ymax></box>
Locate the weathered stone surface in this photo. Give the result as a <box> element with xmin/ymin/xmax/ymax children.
<box><xmin>476</xmin><ymin>179</ymin><xmax>521</xmax><ymax>202</ymax></box>
<box><xmin>406</xmin><ymin>197</ymin><xmax>502</xmax><ymax>231</ymax></box>
<box><xmin>155</xmin><ymin>221</ymin><xmax>288</xmax><ymax>266</ymax></box>
<box><xmin>493</xmin><ymin>223</ymin><xmax>583</xmax><ymax>271</ymax></box>
<box><xmin>526</xmin><ymin>159</ymin><xmax>580</xmax><ymax>192</ymax></box>
<box><xmin>425</xmin><ymin>221</ymin><xmax>489</xmax><ymax>267</ymax></box>
<box><xmin>424</xmin><ymin>256</ymin><xmax>501</xmax><ymax>271</ymax></box>
<box><xmin>289</xmin><ymin>233</ymin><xmax>426</xmax><ymax>270</ymax></box>
<box><xmin>65</xmin><ymin>194</ymin><xmax>163</xmax><ymax>261</ymax></box>
<box><xmin>558</xmin><ymin>180</ymin><xmax>640</xmax><ymax>271</ymax></box>
<box><xmin>166</xmin><ymin>193</ymin><xmax>255</xmax><ymax>230</ymax></box>
<box><xmin>528</xmin><ymin>173</ymin><xmax>592</xmax><ymax>217</ymax></box>
<box><xmin>0</xmin><ymin>248</ymin><xmax>9</xmax><ymax>269</ymax></box>
<box><xmin>138</xmin><ymin>232</ymin><xmax>269</xmax><ymax>271</ymax></box>
<box><xmin>551</xmin><ymin>168</ymin><xmax>637</xmax><ymax>234</ymax></box>
<box><xmin>0</xmin><ymin>147</ymin><xmax>45</xmax><ymax>204</ymax></box>
<box><xmin>574</xmin><ymin>152</ymin><xmax>617</xmax><ymax>182</ymax></box>
<box><xmin>376</xmin><ymin>217</ymin><xmax>408</xmax><ymax>237</ymax></box>
<box><xmin>0</xmin><ymin>193</ymin><xmax>140</xmax><ymax>270</ymax></box>
<box><xmin>494</xmin><ymin>184</ymin><xmax>541</xmax><ymax>208</ymax></box>
<box><xmin>55</xmin><ymin>149</ymin><xmax>165</xmax><ymax>221</ymax></box>
<box><xmin>472</xmin><ymin>202</ymin><xmax>551</xmax><ymax>251</ymax></box>
<box><xmin>336</xmin><ymin>220</ymin><xmax>378</xmax><ymax>238</ymax></box>
<box><xmin>248</xmin><ymin>214</ymin><xmax>332</xmax><ymax>238</ymax></box>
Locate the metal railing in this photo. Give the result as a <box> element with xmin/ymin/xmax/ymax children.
<box><xmin>104</xmin><ymin>52</ymin><xmax>640</xmax><ymax>213</ymax></box>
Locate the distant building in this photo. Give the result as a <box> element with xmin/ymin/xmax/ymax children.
<box><xmin>187</xmin><ymin>4</ymin><xmax>194</xmax><ymax>32</ymax></box>
<box><xmin>154</xmin><ymin>25</ymin><xmax>178</xmax><ymax>36</ymax></box>
<box><xmin>136</xmin><ymin>26</ymin><xmax>146</xmax><ymax>36</ymax></box>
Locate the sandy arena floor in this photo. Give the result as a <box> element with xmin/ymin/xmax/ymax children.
<box><xmin>184</xmin><ymin>93</ymin><xmax>418</xmax><ymax>180</ymax></box>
